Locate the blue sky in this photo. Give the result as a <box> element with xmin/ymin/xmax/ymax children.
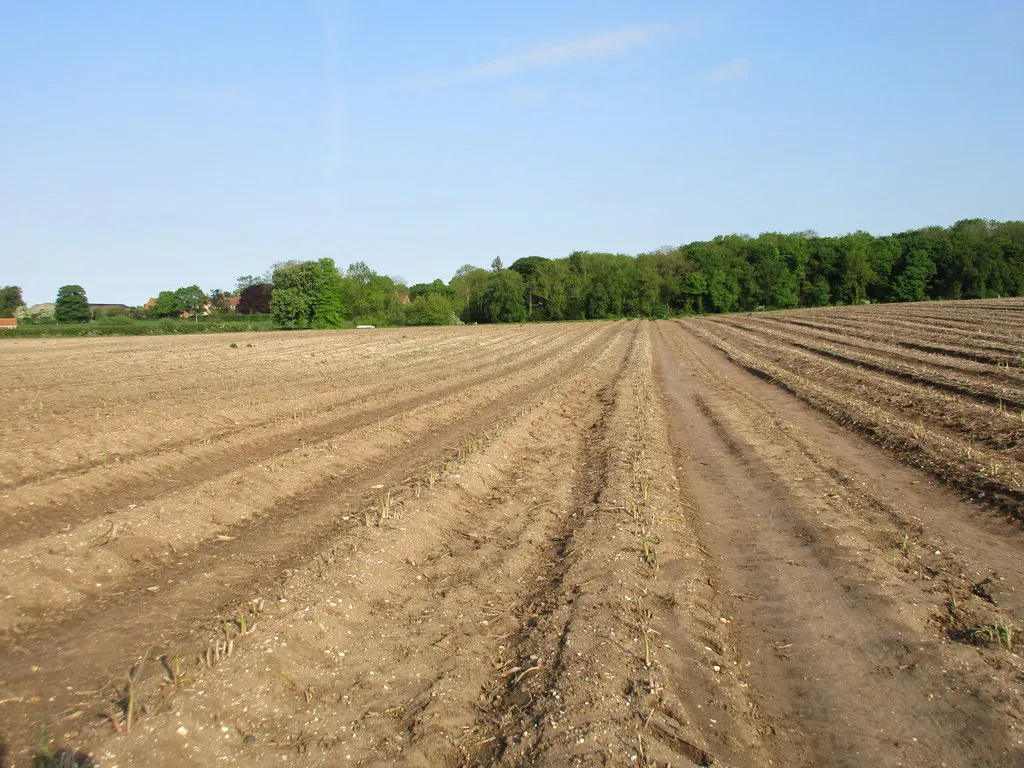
<box><xmin>2</xmin><ymin>1</ymin><xmax>1022</xmax><ymax>305</ymax></box>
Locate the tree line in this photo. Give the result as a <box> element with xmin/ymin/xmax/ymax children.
<box><xmin>4</xmin><ymin>218</ymin><xmax>1023</xmax><ymax>329</ymax></box>
<box><xmin>413</xmin><ymin>218</ymin><xmax>1024</xmax><ymax>324</ymax></box>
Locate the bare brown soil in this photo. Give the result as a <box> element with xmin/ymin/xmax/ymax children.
<box><xmin>1</xmin><ymin>305</ymin><xmax>1023</xmax><ymax>767</ymax></box>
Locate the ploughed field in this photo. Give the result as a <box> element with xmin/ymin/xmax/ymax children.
<box><xmin>0</xmin><ymin>302</ymin><xmax>1022</xmax><ymax>767</ymax></box>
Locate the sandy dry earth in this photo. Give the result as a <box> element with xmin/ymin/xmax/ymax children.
<box><xmin>0</xmin><ymin>308</ymin><xmax>1022</xmax><ymax>767</ymax></box>
<box><xmin>654</xmin><ymin>320</ymin><xmax>1023</xmax><ymax>766</ymax></box>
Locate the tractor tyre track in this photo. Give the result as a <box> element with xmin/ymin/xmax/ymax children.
<box><xmin>653</xmin><ymin>320</ymin><xmax>1024</xmax><ymax>766</ymax></box>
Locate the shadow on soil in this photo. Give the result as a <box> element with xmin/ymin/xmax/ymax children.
<box><xmin>33</xmin><ymin>749</ymin><xmax>97</xmax><ymax>767</ymax></box>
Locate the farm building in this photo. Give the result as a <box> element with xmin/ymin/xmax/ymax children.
<box><xmin>0</xmin><ymin>318</ymin><xmax>16</xmax><ymax>330</ymax></box>
<box><xmin>89</xmin><ymin>304</ymin><xmax>132</xmax><ymax>314</ymax></box>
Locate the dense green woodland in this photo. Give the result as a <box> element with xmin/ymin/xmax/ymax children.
<box><xmin>414</xmin><ymin>218</ymin><xmax>1024</xmax><ymax>324</ymax></box>
<box><xmin>268</xmin><ymin>218</ymin><xmax>1024</xmax><ymax>327</ymax></box>
<box><xmin>5</xmin><ymin>219</ymin><xmax>1023</xmax><ymax>333</ymax></box>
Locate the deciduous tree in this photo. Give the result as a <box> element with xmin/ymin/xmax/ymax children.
<box><xmin>0</xmin><ymin>285</ymin><xmax>24</xmax><ymax>316</ymax></box>
<box><xmin>404</xmin><ymin>293</ymin><xmax>456</xmax><ymax>325</ymax></box>
<box><xmin>151</xmin><ymin>291</ymin><xmax>181</xmax><ymax>318</ymax></box>
<box><xmin>891</xmin><ymin>250</ymin><xmax>937</xmax><ymax>302</ymax></box>
<box><xmin>270</xmin><ymin>259</ymin><xmax>345</xmax><ymax>329</ymax></box>
<box><xmin>474</xmin><ymin>270</ymin><xmax>526</xmax><ymax>323</ymax></box>
<box><xmin>237</xmin><ymin>283</ymin><xmax>273</xmax><ymax>315</ymax></box>
<box><xmin>235</xmin><ymin>274</ymin><xmax>262</xmax><ymax>293</ymax></box>
<box><xmin>174</xmin><ymin>285</ymin><xmax>208</xmax><ymax>321</ymax></box>
<box><xmin>54</xmin><ymin>285</ymin><xmax>90</xmax><ymax>323</ymax></box>
<box><xmin>208</xmin><ymin>289</ymin><xmax>234</xmax><ymax>313</ymax></box>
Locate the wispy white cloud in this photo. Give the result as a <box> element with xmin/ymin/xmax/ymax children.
<box><xmin>465</xmin><ymin>24</ymin><xmax>669</xmax><ymax>80</ymax></box>
<box><xmin>401</xmin><ymin>23</ymin><xmax>682</xmax><ymax>91</ymax></box>
<box><xmin>704</xmin><ymin>57</ymin><xmax>749</xmax><ymax>83</ymax></box>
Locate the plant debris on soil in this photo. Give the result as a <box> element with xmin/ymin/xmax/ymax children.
<box><xmin>1</xmin><ymin>302</ymin><xmax>1023</xmax><ymax>766</ymax></box>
